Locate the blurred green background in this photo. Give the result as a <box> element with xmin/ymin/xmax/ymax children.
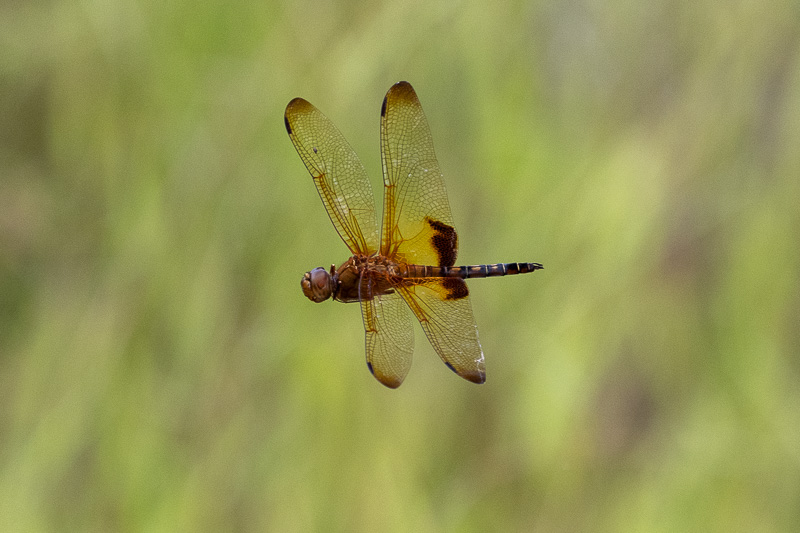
<box><xmin>2</xmin><ymin>0</ymin><xmax>799</xmax><ymax>531</ymax></box>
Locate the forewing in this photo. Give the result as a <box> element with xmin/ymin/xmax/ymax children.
<box><xmin>359</xmin><ymin>276</ymin><xmax>414</xmax><ymax>388</ymax></box>
<box><xmin>398</xmin><ymin>280</ymin><xmax>485</xmax><ymax>384</ymax></box>
<box><xmin>380</xmin><ymin>82</ymin><xmax>458</xmax><ymax>266</ymax></box>
<box><xmin>285</xmin><ymin>98</ymin><xmax>379</xmax><ymax>255</ymax></box>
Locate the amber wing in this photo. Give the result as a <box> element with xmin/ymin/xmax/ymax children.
<box><xmin>359</xmin><ymin>275</ymin><xmax>414</xmax><ymax>388</ymax></box>
<box><xmin>284</xmin><ymin>98</ymin><xmax>379</xmax><ymax>255</ymax></box>
<box><xmin>396</xmin><ymin>281</ymin><xmax>485</xmax><ymax>384</ymax></box>
<box><xmin>379</xmin><ymin>81</ymin><xmax>459</xmax><ymax>266</ymax></box>
<box><xmin>380</xmin><ymin>82</ymin><xmax>485</xmax><ymax>384</ymax></box>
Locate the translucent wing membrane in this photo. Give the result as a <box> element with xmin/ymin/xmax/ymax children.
<box><xmin>359</xmin><ymin>275</ymin><xmax>414</xmax><ymax>388</ymax></box>
<box><xmin>285</xmin><ymin>98</ymin><xmax>379</xmax><ymax>255</ymax></box>
<box><xmin>399</xmin><ymin>281</ymin><xmax>485</xmax><ymax>384</ymax></box>
<box><xmin>380</xmin><ymin>82</ymin><xmax>458</xmax><ymax>266</ymax></box>
<box><xmin>379</xmin><ymin>82</ymin><xmax>484</xmax><ymax>384</ymax></box>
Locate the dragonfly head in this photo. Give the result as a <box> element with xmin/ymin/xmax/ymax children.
<box><xmin>301</xmin><ymin>267</ymin><xmax>335</xmax><ymax>303</ymax></box>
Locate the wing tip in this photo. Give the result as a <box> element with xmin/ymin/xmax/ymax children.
<box><xmin>367</xmin><ymin>361</ymin><xmax>404</xmax><ymax>389</ymax></box>
<box><xmin>445</xmin><ymin>361</ymin><xmax>486</xmax><ymax>384</ymax></box>
<box><xmin>385</xmin><ymin>81</ymin><xmax>417</xmax><ymax>107</ymax></box>
<box><xmin>285</xmin><ymin>98</ymin><xmax>314</xmax><ymax>135</ymax></box>
<box><xmin>285</xmin><ymin>97</ymin><xmax>314</xmax><ymax>117</ymax></box>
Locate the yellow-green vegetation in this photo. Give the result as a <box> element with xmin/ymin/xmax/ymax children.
<box><xmin>2</xmin><ymin>1</ymin><xmax>799</xmax><ymax>531</ymax></box>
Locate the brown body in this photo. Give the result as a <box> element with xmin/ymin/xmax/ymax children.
<box><xmin>331</xmin><ymin>254</ymin><xmax>542</xmax><ymax>303</ymax></box>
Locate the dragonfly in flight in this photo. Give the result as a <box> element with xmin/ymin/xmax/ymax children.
<box><xmin>284</xmin><ymin>81</ymin><xmax>542</xmax><ymax>388</ymax></box>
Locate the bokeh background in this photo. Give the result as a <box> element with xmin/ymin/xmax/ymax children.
<box><xmin>2</xmin><ymin>0</ymin><xmax>799</xmax><ymax>531</ymax></box>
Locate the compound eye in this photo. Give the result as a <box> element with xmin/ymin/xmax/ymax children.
<box><xmin>301</xmin><ymin>267</ymin><xmax>332</xmax><ymax>302</ymax></box>
<box><xmin>310</xmin><ymin>268</ymin><xmax>328</xmax><ymax>288</ymax></box>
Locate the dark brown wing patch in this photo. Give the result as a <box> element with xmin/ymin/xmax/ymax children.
<box><xmin>441</xmin><ymin>277</ymin><xmax>469</xmax><ymax>300</ymax></box>
<box><xmin>426</xmin><ymin>217</ymin><xmax>458</xmax><ymax>267</ymax></box>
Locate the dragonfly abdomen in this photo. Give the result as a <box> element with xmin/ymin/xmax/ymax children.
<box><xmin>402</xmin><ymin>262</ymin><xmax>543</xmax><ymax>279</ymax></box>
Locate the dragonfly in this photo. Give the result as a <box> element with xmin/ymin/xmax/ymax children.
<box><xmin>284</xmin><ymin>81</ymin><xmax>542</xmax><ymax>388</ymax></box>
